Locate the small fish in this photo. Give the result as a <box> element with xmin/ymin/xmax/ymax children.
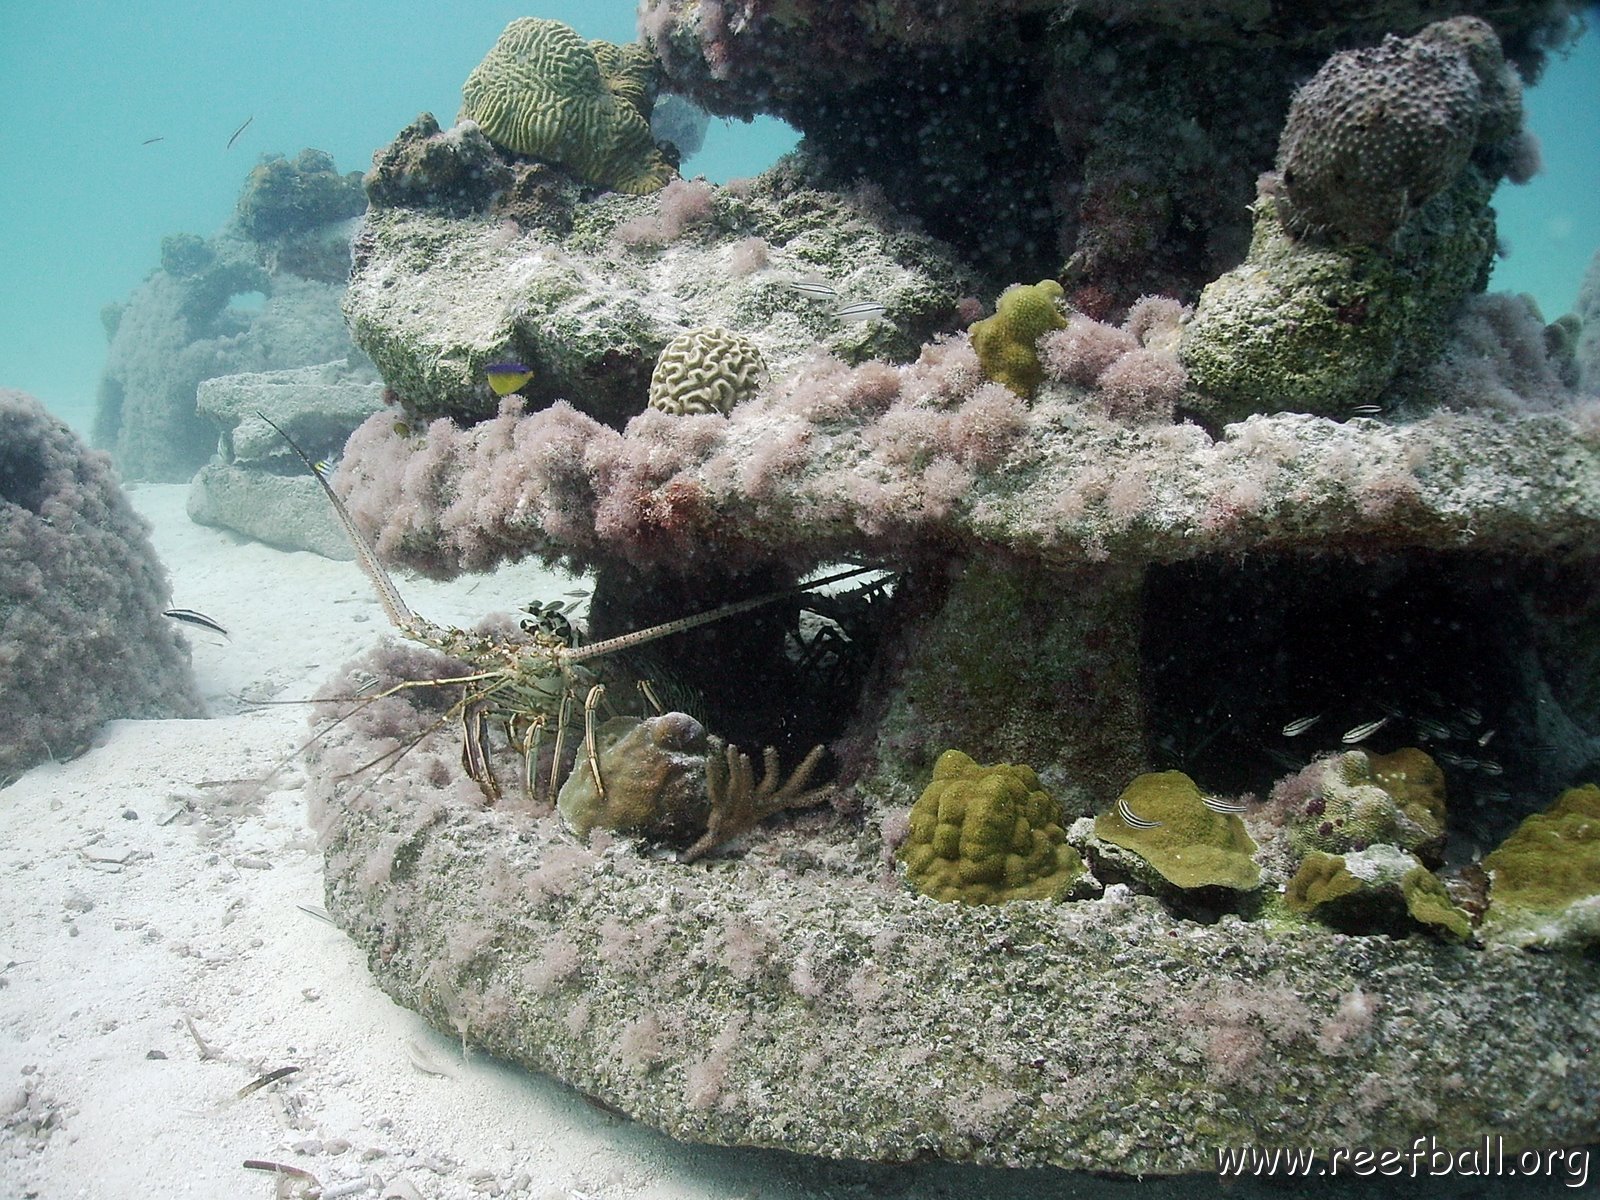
<box><xmin>788</xmin><ymin>280</ymin><xmax>839</xmax><ymax>301</ymax></box>
<box><xmin>141</xmin><ymin>136</ymin><xmax>165</xmax><ymax>145</ymax></box>
<box><xmin>1116</xmin><ymin>796</ymin><xmax>1161</xmax><ymax>829</ymax></box>
<box><xmin>485</xmin><ymin>360</ymin><xmax>533</xmax><ymax>397</ymax></box>
<box><xmin>837</xmin><ymin>300</ymin><xmax>888</xmax><ymax>323</ymax></box>
<box><xmin>236</xmin><ymin>1065</ymin><xmax>300</xmax><ymax>1099</ymax></box>
<box><xmin>1460</xmin><ymin>706</ymin><xmax>1483</xmax><ymax>726</ymax></box>
<box><xmin>1349</xmin><ymin>404</ymin><xmax>1383</xmax><ymax>417</ymax></box>
<box><xmin>1341</xmin><ymin>716</ymin><xmax>1389</xmax><ymax>744</ymax></box>
<box><xmin>1435</xmin><ymin>750</ymin><xmax>1471</xmax><ymax>768</ymax></box>
<box><xmin>163</xmin><ymin>608</ymin><xmax>229</xmax><ymax>639</ymax></box>
<box><xmin>1476</xmin><ymin>728</ymin><xmax>1496</xmax><ymax>747</ymax></box>
<box><xmin>392</xmin><ymin>420</ymin><xmax>412</xmax><ymax>438</ymax></box>
<box><xmin>1413</xmin><ymin>716</ymin><xmax>1454</xmax><ymax>740</ymax></box>
<box><xmin>312</xmin><ymin>458</ymin><xmax>337</xmax><ymax>475</ymax></box>
<box><xmin>1282</xmin><ymin>714</ymin><xmax>1322</xmax><ymax>737</ymax></box>
<box><xmin>1202</xmin><ymin>795</ymin><xmax>1247</xmax><ymax>815</ymax></box>
<box><xmin>1476</xmin><ymin>759</ymin><xmax>1504</xmax><ymax>776</ymax></box>
<box><xmin>225</xmin><ymin>115</ymin><xmax>253</xmax><ymax>150</ymax></box>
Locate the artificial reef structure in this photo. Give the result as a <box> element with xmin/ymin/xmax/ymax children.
<box><xmin>311</xmin><ymin>4</ymin><xmax>1600</xmax><ymax>1176</ymax></box>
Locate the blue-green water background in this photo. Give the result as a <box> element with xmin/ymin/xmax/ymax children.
<box><xmin>1</xmin><ymin>1</ymin><xmax>1596</xmax><ymax>438</ymax></box>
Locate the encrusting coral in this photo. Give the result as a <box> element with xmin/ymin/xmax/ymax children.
<box><xmin>460</xmin><ymin>17</ymin><xmax>674</xmax><ymax>195</ymax></box>
<box><xmin>1092</xmin><ymin>771</ymin><xmax>1260</xmax><ymax>893</ymax></box>
<box><xmin>0</xmin><ymin>390</ymin><xmax>201</xmax><ymax>783</ymax></box>
<box><xmin>899</xmin><ymin>749</ymin><xmax>1087</xmax><ymax>904</ymax></box>
<box><xmin>1481</xmin><ymin>783</ymin><xmax>1600</xmax><ymax>949</ymax></box>
<box><xmin>1284</xmin><ymin>847</ymin><xmax>1471</xmax><ymax>940</ymax></box>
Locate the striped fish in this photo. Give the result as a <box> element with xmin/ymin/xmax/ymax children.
<box><xmin>1116</xmin><ymin>796</ymin><xmax>1161</xmax><ymax>829</ymax></box>
<box><xmin>837</xmin><ymin>300</ymin><xmax>888</xmax><ymax>323</ymax></box>
<box><xmin>788</xmin><ymin>280</ymin><xmax>840</xmax><ymax>301</ymax></box>
<box><xmin>163</xmin><ymin>608</ymin><xmax>229</xmax><ymax>639</ymax></box>
<box><xmin>1202</xmin><ymin>795</ymin><xmax>1248</xmax><ymax>815</ymax></box>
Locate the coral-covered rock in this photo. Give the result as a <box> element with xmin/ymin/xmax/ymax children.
<box><xmin>1482</xmin><ymin>784</ymin><xmax>1600</xmax><ymax>950</ymax></box>
<box><xmin>1281</xmin><ymin>750</ymin><xmax>1448</xmax><ymax>863</ymax></box>
<box><xmin>1092</xmin><ymin>770</ymin><xmax>1260</xmax><ymax>893</ymax></box>
<box><xmin>94</xmin><ymin>154</ymin><xmax>367</xmax><ymax>482</ymax></box>
<box><xmin>341</xmin><ymin>165</ymin><xmax>977</xmax><ymax>427</ymax></box>
<box><xmin>1576</xmin><ymin>249</ymin><xmax>1600</xmax><ymax>394</ymax></box>
<box><xmin>899</xmin><ymin>749</ymin><xmax>1088</xmax><ymax>904</ymax></box>
<box><xmin>362</xmin><ymin>113</ymin><xmax>514</xmax><ymax>216</ymax></box>
<box><xmin>0</xmin><ymin>391</ymin><xmax>201</xmax><ymax>783</ymax></box>
<box><xmin>1284</xmin><ymin>846</ymin><xmax>1471</xmax><ymax>940</ymax></box>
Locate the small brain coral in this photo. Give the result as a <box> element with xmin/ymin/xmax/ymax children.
<box><xmin>1094</xmin><ymin>771</ymin><xmax>1260</xmax><ymax>892</ymax></box>
<box><xmin>647</xmin><ymin>327</ymin><xmax>767</xmax><ymax>415</ymax></box>
<box><xmin>461</xmin><ymin>17</ymin><xmax>673</xmax><ymax>195</ymax></box>
<box><xmin>900</xmin><ymin>749</ymin><xmax>1085</xmax><ymax>904</ymax></box>
<box><xmin>1276</xmin><ymin>17</ymin><xmax>1515</xmax><ymax>245</ymax></box>
<box><xmin>969</xmin><ymin>280</ymin><xmax>1068</xmax><ymax>398</ymax></box>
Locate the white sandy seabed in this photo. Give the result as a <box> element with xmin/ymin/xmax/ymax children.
<box><xmin>1</xmin><ymin>485</ymin><xmax>1129</xmax><ymax>1200</ymax></box>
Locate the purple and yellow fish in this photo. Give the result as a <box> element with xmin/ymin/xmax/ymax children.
<box><xmin>485</xmin><ymin>361</ymin><xmax>534</xmax><ymax>397</ymax></box>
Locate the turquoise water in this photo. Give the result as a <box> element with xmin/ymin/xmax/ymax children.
<box><xmin>0</xmin><ymin>2</ymin><xmax>1593</xmax><ymax>437</ymax></box>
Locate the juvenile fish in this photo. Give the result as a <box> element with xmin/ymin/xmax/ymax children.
<box><xmin>1202</xmin><ymin>795</ymin><xmax>1247</xmax><ymax>815</ymax></box>
<box><xmin>788</xmin><ymin>280</ymin><xmax>839</xmax><ymax>301</ymax></box>
<box><xmin>163</xmin><ymin>608</ymin><xmax>229</xmax><ymax>638</ymax></box>
<box><xmin>1282</xmin><ymin>714</ymin><xmax>1321</xmax><ymax>737</ymax></box>
<box><xmin>1116</xmin><ymin>796</ymin><xmax>1161</xmax><ymax>829</ymax></box>
<box><xmin>837</xmin><ymin>300</ymin><xmax>888</xmax><ymax>323</ymax></box>
<box><xmin>1341</xmin><ymin>716</ymin><xmax>1388</xmax><ymax>744</ymax></box>
<box><xmin>226</xmin><ymin>115</ymin><xmax>253</xmax><ymax>149</ymax></box>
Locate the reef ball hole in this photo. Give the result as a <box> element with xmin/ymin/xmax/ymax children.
<box><xmin>0</xmin><ymin>432</ymin><xmax>48</xmax><ymax>513</ymax></box>
<box><xmin>1138</xmin><ymin>551</ymin><xmax>1547</xmax><ymax>848</ymax></box>
<box><xmin>585</xmin><ymin>563</ymin><xmax>897</xmax><ymax>768</ymax></box>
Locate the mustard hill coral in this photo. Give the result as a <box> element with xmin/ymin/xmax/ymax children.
<box><xmin>461</xmin><ymin>17</ymin><xmax>673</xmax><ymax>195</ymax></box>
<box><xmin>969</xmin><ymin>280</ymin><xmax>1067</xmax><ymax>398</ymax></box>
<box><xmin>1482</xmin><ymin>784</ymin><xmax>1600</xmax><ymax>950</ymax></box>
<box><xmin>1093</xmin><ymin>771</ymin><xmax>1260</xmax><ymax>892</ymax></box>
<box><xmin>900</xmin><ymin>749</ymin><xmax>1086</xmax><ymax>904</ymax></box>
<box><xmin>647</xmin><ymin>327</ymin><xmax>768</xmax><ymax>415</ymax></box>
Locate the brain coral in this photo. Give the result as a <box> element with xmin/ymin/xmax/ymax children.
<box><xmin>461</xmin><ymin>17</ymin><xmax>673</xmax><ymax>195</ymax></box>
<box><xmin>1276</xmin><ymin>17</ymin><xmax>1509</xmax><ymax>245</ymax></box>
<box><xmin>647</xmin><ymin>327</ymin><xmax>767</xmax><ymax>415</ymax></box>
<box><xmin>0</xmin><ymin>390</ymin><xmax>201</xmax><ymax>784</ymax></box>
<box><xmin>899</xmin><ymin>749</ymin><xmax>1085</xmax><ymax>904</ymax></box>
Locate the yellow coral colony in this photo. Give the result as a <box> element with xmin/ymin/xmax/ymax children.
<box><xmin>900</xmin><ymin>749</ymin><xmax>1085</xmax><ymax>904</ymax></box>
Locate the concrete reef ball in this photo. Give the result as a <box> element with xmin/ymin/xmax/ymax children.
<box><xmin>461</xmin><ymin>17</ymin><xmax>673</xmax><ymax>195</ymax></box>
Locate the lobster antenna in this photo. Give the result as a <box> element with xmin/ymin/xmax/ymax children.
<box><xmin>567</xmin><ymin>565</ymin><xmax>882</xmax><ymax>663</ymax></box>
<box><xmin>258</xmin><ymin>413</ymin><xmax>416</xmax><ymax>632</ymax></box>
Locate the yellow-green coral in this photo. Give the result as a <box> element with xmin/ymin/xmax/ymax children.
<box><xmin>461</xmin><ymin>18</ymin><xmax>673</xmax><ymax>195</ymax></box>
<box><xmin>1401</xmin><ymin>867</ymin><xmax>1472</xmax><ymax>940</ymax></box>
<box><xmin>1481</xmin><ymin>784</ymin><xmax>1600</xmax><ymax>949</ymax></box>
<box><xmin>1292</xmin><ymin>749</ymin><xmax>1446</xmax><ymax>860</ymax></box>
<box><xmin>648</xmin><ymin>327</ymin><xmax>767</xmax><ymax>415</ymax></box>
<box><xmin>969</xmin><ymin>279</ymin><xmax>1067</xmax><ymax>398</ymax></box>
<box><xmin>900</xmin><ymin>749</ymin><xmax>1085</xmax><ymax>904</ymax></box>
<box><xmin>1285</xmin><ymin>850</ymin><xmax>1360</xmax><ymax>913</ymax></box>
<box><xmin>1096</xmin><ymin>771</ymin><xmax>1260</xmax><ymax>891</ymax></box>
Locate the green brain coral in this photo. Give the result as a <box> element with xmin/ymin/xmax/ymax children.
<box><xmin>969</xmin><ymin>279</ymin><xmax>1067</xmax><ymax>398</ymax></box>
<box><xmin>461</xmin><ymin>17</ymin><xmax>673</xmax><ymax>195</ymax></box>
<box><xmin>1095</xmin><ymin>770</ymin><xmax>1260</xmax><ymax>891</ymax></box>
<box><xmin>900</xmin><ymin>749</ymin><xmax>1085</xmax><ymax>904</ymax></box>
<box><xmin>1481</xmin><ymin>784</ymin><xmax>1600</xmax><ymax>950</ymax></box>
<box><xmin>647</xmin><ymin>327</ymin><xmax>768</xmax><ymax>415</ymax></box>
